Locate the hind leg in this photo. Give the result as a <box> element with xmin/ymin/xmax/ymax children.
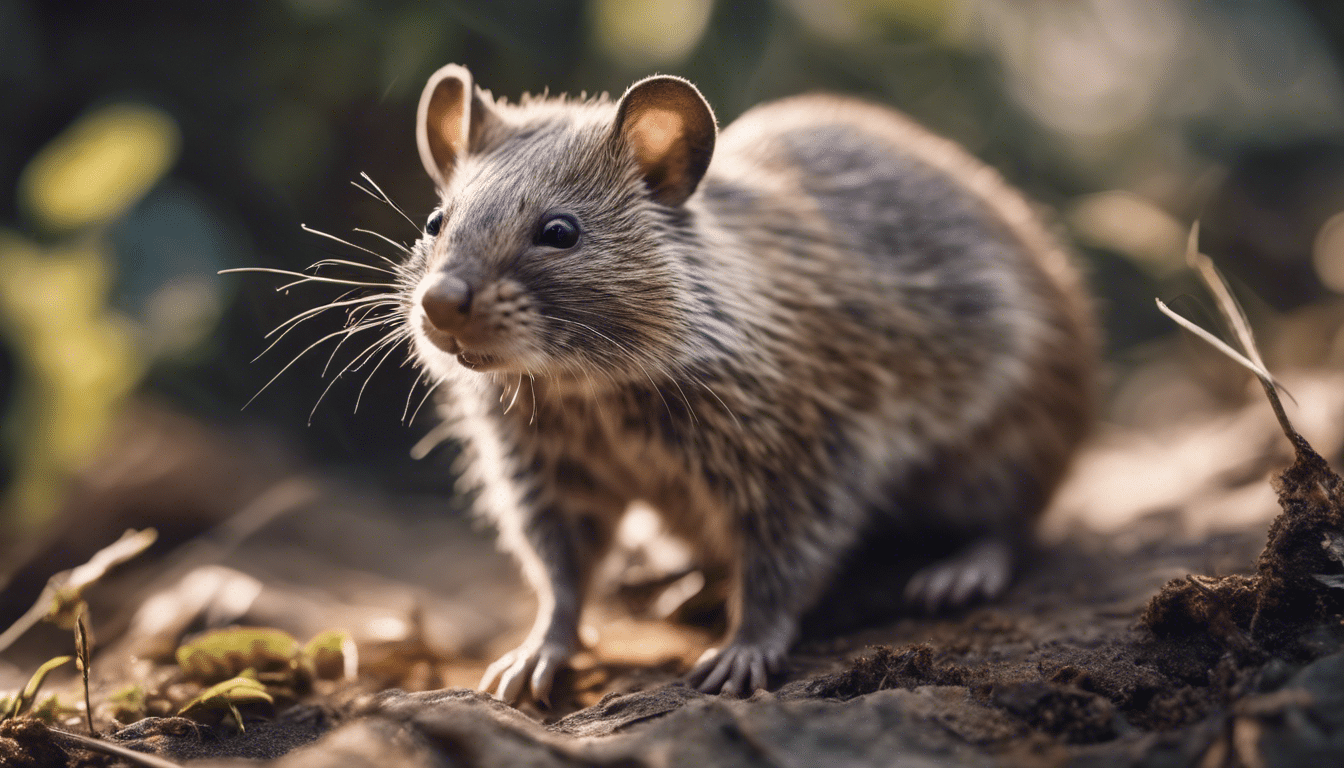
<box><xmin>896</xmin><ymin>448</ymin><xmax>1046</xmax><ymax>614</ymax></box>
<box><xmin>903</xmin><ymin>536</ymin><xmax>1015</xmax><ymax>613</ymax></box>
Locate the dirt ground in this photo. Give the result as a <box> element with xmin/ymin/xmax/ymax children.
<box><xmin>3</xmin><ymin>363</ymin><xmax>1344</xmax><ymax>767</ymax></box>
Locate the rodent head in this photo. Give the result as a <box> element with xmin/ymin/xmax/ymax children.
<box><xmin>406</xmin><ymin>64</ymin><xmax>717</xmax><ymax>384</ymax></box>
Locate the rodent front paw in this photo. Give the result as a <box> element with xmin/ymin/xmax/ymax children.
<box><xmin>686</xmin><ymin>643</ymin><xmax>786</xmax><ymax>697</ymax></box>
<box><xmin>479</xmin><ymin>639</ymin><xmax>574</xmax><ymax>706</ymax></box>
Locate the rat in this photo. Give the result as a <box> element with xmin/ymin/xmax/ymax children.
<box><xmin>402</xmin><ymin>64</ymin><xmax>1098</xmax><ymax>703</ymax></box>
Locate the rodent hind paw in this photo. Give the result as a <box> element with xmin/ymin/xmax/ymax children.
<box><xmin>686</xmin><ymin>643</ymin><xmax>786</xmax><ymax>697</ymax></box>
<box><xmin>479</xmin><ymin>640</ymin><xmax>573</xmax><ymax>706</ymax></box>
<box><xmin>903</xmin><ymin>537</ymin><xmax>1013</xmax><ymax>614</ymax></box>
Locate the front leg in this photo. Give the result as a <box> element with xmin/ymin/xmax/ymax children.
<box><xmin>479</xmin><ymin>504</ymin><xmax>580</xmax><ymax>704</ymax></box>
<box><xmin>686</xmin><ymin>486</ymin><xmax>860</xmax><ymax>696</ymax></box>
<box><xmin>480</xmin><ymin>493</ymin><xmax>618</xmax><ymax>705</ymax></box>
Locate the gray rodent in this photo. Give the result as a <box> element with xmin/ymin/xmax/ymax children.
<box><xmin>403</xmin><ymin>64</ymin><xmax>1097</xmax><ymax>703</ymax></box>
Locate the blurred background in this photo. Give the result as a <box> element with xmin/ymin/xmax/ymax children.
<box><xmin>2</xmin><ymin>0</ymin><xmax>1344</xmax><ymax>636</ymax></box>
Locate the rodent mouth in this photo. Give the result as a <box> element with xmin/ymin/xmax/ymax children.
<box><xmin>419</xmin><ymin>321</ymin><xmax>463</xmax><ymax>355</ymax></box>
<box><xmin>417</xmin><ymin>316</ymin><xmax>505</xmax><ymax>372</ymax></box>
<box><xmin>456</xmin><ymin>350</ymin><xmax>500</xmax><ymax>371</ymax></box>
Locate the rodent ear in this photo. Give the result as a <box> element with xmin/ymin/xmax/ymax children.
<box><xmin>613</xmin><ymin>75</ymin><xmax>717</xmax><ymax>207</ymax></box>
<box><xmin>417</xmin><ymin>64</ymin><xmax>499</xmax><ymax>187</ymax></box>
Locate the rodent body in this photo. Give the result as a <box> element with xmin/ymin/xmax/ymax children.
<box><xmin>405</xmin><ymin>65</ymin><xmax>1097</xmax><ymax>702</ymax></box>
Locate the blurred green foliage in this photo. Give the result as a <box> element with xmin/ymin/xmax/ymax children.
<box><xmin>0</xmin><ymin>104</ymin><xmax>177</xmax><ymax>530</ymax></box>
<box><xmin>1</xmin><ymin>0</ymin><xmax>1342</xmax><ymax>536</ymax></box>
<box><xmin>18</xmin><ymin>104</ymin><xmax>180</xmax><ymax>233</ymax></box>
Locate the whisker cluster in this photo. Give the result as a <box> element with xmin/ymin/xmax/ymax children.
<box><xmin>223</xmin><ymin>175</ymin><xmax>430</xmax><ymax>425</ymax></box>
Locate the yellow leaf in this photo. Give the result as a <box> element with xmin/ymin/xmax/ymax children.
<box><xmin>19</xmin><ymin>103</ymin><xmax>180</xmax><ymax>232</ymax></box>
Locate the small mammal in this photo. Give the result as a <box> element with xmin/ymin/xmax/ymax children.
<box><xmin>405</xmin><ymin>64</ymin><xmax>1097</xmax><ymax>703</ymax></box>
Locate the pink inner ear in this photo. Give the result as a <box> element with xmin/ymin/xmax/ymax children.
<box><xmin>423</xmin><ymin>76</ymin><xmax>469</xmax><ymax>182</ymax></box>
<box><xmin>440</xmin><ymin>99</ymin><xmax>467</xmax><ymax>155</ymax></box>
<box><xmin>630</xmin><ymin>107</ymin><xmax>685</xmax><ymax>169</ymax></box>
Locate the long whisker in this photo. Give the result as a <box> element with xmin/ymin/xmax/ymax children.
<box><xmin>663</xmin><ymin>374</ymin><xmax>699</xmax><ymax>428</ymax></box>
<box><xmin>323</xmin><ymin>317</ymin><xmax>400</xmax><ymax>377</ymax></box>
<box><xmin>354</xmin><ymin>331</ymin><xmax>410</xmax><ymax>414</ymax></box>
<box><xmin>402</xmin><ymin>368</ymin><xmax>429</xmax><ymax>423</ymax></box>
<box><xmin>265</xmin><ymin>292</ymin><xmax>394</xmax><ymax>340</ymax></box>
<box><xmin>354</xmin><ymin>228</ymin><xmax>413</xmax><ymax>257</ymax></box>
<box><xmin>561</xmin><ymin>355</ymin><xmax>612</xmax><ymax>427</ymax></box>
<box><xmin>587</xmin><ymin>364</ymin><xmax>613</xmax><ymax>426</ymax></box>
<box><xmin>347</xmin><ymin>299</ymin><xmax>403</xmax><ymax>327</ymax></box>
<box><xmin>245</xmin><ymin>319</ymin><xmax>395</xmax><ymax>409</ymax></box>
<box><xmin>544</xmin><ymin>314</ymin><xmax>685</xmax><ymax>427</ymax></box>
<box><xmin>321</xmin><ymin>315</ymin><xmax>400</xmax><ymax>376</ymax></box>
<box><xmin>309</xmin><ymin>257</ymin><xmax>399</xmax><ymax>276</ymax></box>
<box><xmin>255</xmin><ymin>286</ymin><xmax>358</xmax><ymax>352</ymax></box>
<box><xmin>220</xmin><ymin>267</ymin><xmax>387</xmax><ymax>289</ymax></box>
<box><xmin>692</xmin><ymin>377</ymin><xmax>741</xmax><ymax>430</ymax></box>
<box><xmin>301</xmin><ymin>224</ymin><xmax>402</xmax><ymax>270</ymax></box>
<box><xmin>564</xmin><ymin>309</ymin><xmax>707</xmax><ymax>429</ymax></box>
<box><xmin>308</xmin><ymin>322</ymin><xmax>404</xmax><ymax>422</ymax></box>
<box><xmin>409</xmin><ymin>377</ymin><xmax>442</xmax><ymax>424</ymax></box>
<box><xmin>255</xmin><ymin>295</ymin><xmax>396</xmax><ymax>365</ymax></box>
<box><xmin>528</xmin><ymin>373</ymin><xmax>537</xmax><ymax>425</ymax></box>
<box><xmin>353</xmin><ymin>172</ymin><xmax>420</xmax><ymax>232</ymax></box>
<box><xmin>502</xmin><ymin>372</ymin><xmax>524</xmax><ymax>415</ymax></box>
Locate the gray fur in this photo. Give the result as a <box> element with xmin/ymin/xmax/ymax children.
<box><xmin>404</xmin><ymin>68</ymin><xmax>1098</xmax><ymax>702</ymax></box>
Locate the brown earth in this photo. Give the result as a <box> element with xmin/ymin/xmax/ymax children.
<box><xmin>3</xmin><ymin>366</ymin><xmax>1344</xmax><ymax>767</ymax></box>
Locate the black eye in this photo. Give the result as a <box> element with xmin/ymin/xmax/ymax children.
<box><xmin>424</xmin><ymin>209</ymin><xmax>444</xmax><ymax>237</ymax></box>
<box><xmin>537</xmin><ymin>215</ymin><xmax>580</xmax><ymax>249</ymax></box>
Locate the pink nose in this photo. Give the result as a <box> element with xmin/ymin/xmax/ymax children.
<box><xmin>421</xmin><ymin>274</ymin><xmax>474</xmax><ymax>333</ymax></box>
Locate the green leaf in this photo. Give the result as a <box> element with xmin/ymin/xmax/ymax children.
<box><xmin>2</xmin><ymin>655</ymin><xmax>72</xmax><ymax>721</ymax></box>
<box><xmin>29</xmin><ymin>694</ymin><xmax>66</xmax><ymax>724</ymax></box>
<box><xmin>178</xmin><ymin>676</ymin><xmax>274</xmax><ymax>730</ymax></box>
<box><xmin>176</xmin><ymin>627</ymin><xmax>300</xmax><ymax>683</ymax></box>
<box><xmin>301</xmin><ymin>629</ymin><xmax>357</xmax><ymax>681</ymax></box>
<box><xmin>104</xmin><ymin>685</ymin><xmax>147</xmax><ymax>723</ymax></box>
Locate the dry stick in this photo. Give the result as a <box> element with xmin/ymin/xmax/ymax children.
<box><xmin>1183</xmin><ymin>223</ymin><xmax>1299</xmax><ymax>438</ymax></box>
<box><xmin>48</xmin><ymin>728</ymin><xmax>185</xmax><ymax>768</ymax></box>
<box><xmin>0</xmin><ymin>587</ymin><xmax>57</xmax><ymax>657</ymax></box>
<box><xmin>1183</xmin><ymin>223</ymin><xmax>1263</xmax><ymax>367</ymax></box>
<box><xmin>171</xmin><ymin>478</ymin><xmax>319</xmax><ymax>569</ymax></box>
<box><xmin>1155</xmin><ymin>298</ymin><xmax>1299</xmax><ymax>444</ymax></box>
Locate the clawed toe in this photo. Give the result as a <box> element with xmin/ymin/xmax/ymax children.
<box><xmin>687</xmin><ymin>644</ymin><xmax>785</xmax><ymax>696</ymax></box>
<box><xmin>479</xmin><ymin>641</ymin><xmax>572</xmax><ymax>705</ymax></box>
<box><xmin>904</xmin><ymin>538</ymin><xmax>1013</xmax><ymax>614</ymax></box>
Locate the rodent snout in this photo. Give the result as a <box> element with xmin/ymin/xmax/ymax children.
<box><xmin>420</xmin><ymin>273</ymin><xmax>474</xmax><ymax>334</ymax></box>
